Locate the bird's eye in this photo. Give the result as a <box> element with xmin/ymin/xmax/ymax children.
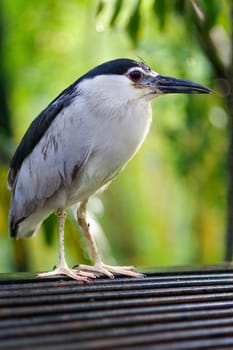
<box><xmin>128</xmin><ymin>70</ymin><xmax>143</xmax><ymax>82</ymax></box>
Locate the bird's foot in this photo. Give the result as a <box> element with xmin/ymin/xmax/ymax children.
<box><xmin>37</xmin><ymin>265</ymin><xmax>96</xmax><ymax>282</ymax></box>
<box><xmin>77</xmin><ymin>262</ymin><xmax>144</xmax><ymax>279</ymax></box>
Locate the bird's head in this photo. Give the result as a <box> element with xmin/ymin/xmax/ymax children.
<box><xmin>78</xmin><ymin>58</ymin><xmax>211</xmax><ymax>103</ymax></box>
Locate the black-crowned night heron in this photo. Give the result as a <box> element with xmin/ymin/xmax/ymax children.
<box><xmin>8</xmin><ymin>58</ymin><xmax>211</xmax><ymax>281</ymax></box>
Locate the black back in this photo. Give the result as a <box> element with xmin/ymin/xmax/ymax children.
<box><xmin>8</xmin><ymin>58</ymin><xmax>147</xmax><ymax>187</ymax></box>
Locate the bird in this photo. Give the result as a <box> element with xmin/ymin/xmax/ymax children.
<box><xmin>8</xmin><ymin>58</ymin><xmax>211</xmax><ymax>281</ymax></box>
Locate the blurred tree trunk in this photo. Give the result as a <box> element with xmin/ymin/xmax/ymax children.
<box><xmin>0</xmin><ymin>2</ymin><xmax>29</xmax><ymax>271</ymax></box>
<box><xmin>192</xmin><ymin>0</ymin><xmax>233</xmax><ymax>261</ymax></box>
<box><xmin>0</xmin><ymin>1</ymin><xmax>12</xmax><ymax>163</ymax></box>
<box><xmin>225</xmin><ymin>4</ymin><xmax>233</xmax><ymax>261</ymax></box>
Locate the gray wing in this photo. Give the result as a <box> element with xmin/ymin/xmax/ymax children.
<box><xmin>8</xmin><ymin>81</ymin><xmax>78</xmax><ymax>190</ymax></box>
<box><xmin>9</xmin><ymin>96</ymin><xmax>92</xmax><ymax>236</ymax></box>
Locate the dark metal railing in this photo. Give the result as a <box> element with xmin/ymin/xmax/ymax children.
<box><xmin>0</xmin><ymin>265</ymin><xmax>233</xmax><ymax>349</ymax></box>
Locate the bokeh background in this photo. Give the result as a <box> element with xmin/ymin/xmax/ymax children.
<box><xmin>0</xmin><ymin>0</ymin><xmax>232</xmax><ymax>273</ymax></box>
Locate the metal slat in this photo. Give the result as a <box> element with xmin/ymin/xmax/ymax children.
<box><xmin>1</xmin><ymin>300</ymin><xmax>233</xmax><ymax>329</ymax></box>
<box><xmin>1</xmin><ymin>324</ymin><xmax>233</xmax><ymax>350</ymax></box>
<box><xmin>1</xmin><ymin>306</ymin><xmax>233</xmax><ymax>336</ymax></box>
<box><xmin>1</xmin><ymin>292</ymin><xmax>233</xmax><ymax>318</ymax></box>
<box><xmin>0</xmin><ymin>266</ymin><xmax>233</xmax><ymax>349</ymax></box>
<box><xmin>2</xmin><ymin>285</ymin><xmax>233</xmax><ymax>307</ymax></box>
<box><xmin>1</xmin><ymin>277</ymin><xmax>233</xmax><ymax>297</ymax></box>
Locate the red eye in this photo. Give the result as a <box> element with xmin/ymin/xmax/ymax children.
<box><xmin>128</xmin><ymin>70</ymin><xmax>143</xmax><ymax>82</ymax></box>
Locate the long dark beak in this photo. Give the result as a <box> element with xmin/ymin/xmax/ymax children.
<box><xmin>154</xmin><ymin>75</ymin><xmax>211</xmax><ymax>94</ymax></box>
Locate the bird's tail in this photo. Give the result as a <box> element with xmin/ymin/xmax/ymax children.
<box><xmin>8</xmin><ymin>196</ymin><xmax>49</xmax><ymax>239</ymax></box>
<box><xmin>9</xmin><ymin>213</ymin><xmax>41</xmax><ymax>239</ymax></box>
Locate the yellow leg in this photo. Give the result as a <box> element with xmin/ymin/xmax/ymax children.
<box><xmin>37</xmin><ymin>209</ymin><xmax>96</xmax><ymax>282</ymax></box>
<box><xmin>77</xmin><ymin>201</ymin><xmax>144</xmax><ymax>279</ymax></box>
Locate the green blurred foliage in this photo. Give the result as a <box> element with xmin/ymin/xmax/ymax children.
<box><xmin>0</xmin><ymin>0</ymin><xmax>230</xmax><ymax>273</ymax></box>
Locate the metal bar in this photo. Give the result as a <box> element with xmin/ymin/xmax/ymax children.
<box><xmin>1</xmin><ymin>277</ymin><xmax>233</xmax><ymax>296</ymax></box>
<box><xmin>1</xmin><ymin>292</ymin><xmax>233</xmax><ymax>317</ymax></box>
<box><xmin>1</xmin><ymin>283</ymin><xmax>233</xmax><ymax>307</ymax></box>
<box><xmin>0</xmin><ymin>299</ymin><xmax>232</xmax><ymax>329</ymax></box>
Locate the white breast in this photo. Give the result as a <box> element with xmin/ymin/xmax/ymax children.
<box><xmin>94</xmin><ymin>100</ymin><xmax>152</xmax><ymax>172</ymax></box>
<box><xmin>65</xmin><ymin>75</ymin><xmax>153</xmax><ymax>203</ymax></box>
<box><xmin>73</xmin><ymin>79</ymin><xmax>152</xmax><ymax>201</ymax></box>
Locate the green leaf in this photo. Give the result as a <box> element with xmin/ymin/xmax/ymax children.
<box><xmin>174</xmin><ymin>0</ymin><xmax>186</xmax><ymax>15</ymax></box>
<box><xmin>199</xmin><ymin>0</ymin><xmax>221</xmax><ymax>30</ymax></box>
<box><xmin>95</xmin><ymin>0</ymin><xmax>105</xmax><ymax>17</ymax></box>
<box><xmin>43</xmin><ymin>213</ymin><xmax>57</xmax><ymax>245</ymax></box>
<box><xmin>126</xmin><ymin>0</ymin><xmax>141</xmax><ymax>45</ymax></box>
<box><xmin>110</xmin><ymin>0</ymin><xmax>123</xmax><ymax>27</ymax></box>
<box><xmin>153</xmin><ymin>0</ymin><xmax>167</xmax><ymax>29</ymax></box>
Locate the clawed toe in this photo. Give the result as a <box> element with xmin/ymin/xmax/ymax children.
<box><xmin>104</xmin><ymin>264</ymin><xmax>144</xmax><ymax>278</ymax></box>
<box><xmin>37</xmin><ymin>266</ymin><xmax>96</xmax><ymax>282</ymax></box>
<box><xmin>36</xmin><ymin>260</ymin><xmax>143</xmax><ymax>282</ymax></box>
<box><xmin>78</xmin><ymin>264</ymin><xmax>114</xmax><ymax>279</ymax></box>
<box><xmin>77</xmin><ymin>262</ymin><xmax>144</xmax><ymax>279</ymax></box>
